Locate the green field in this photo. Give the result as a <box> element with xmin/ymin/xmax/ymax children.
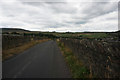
<box><xmin>2</xmin><ymin>28</ymin><xmax>119</xmax><ymax>40</ymax></box>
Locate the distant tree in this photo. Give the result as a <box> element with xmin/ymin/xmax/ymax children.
<box><xmin>52</xmin><ymin>31</ymin><xmax>56</xmax><ymax>33</ymax></box>
<box><xmin>11</xmin><ymin>32</ymin><xmax>19</xmax><ymax>34</ymax></box>
<box><xmin>38</xmin><ymin>32</ymin><xmax>44</xmax><ymax>37</ymax></box>
<box><xmin>3</xmin><ymin>32</ymin><xmax>9</xmax><ymax>34</ymax></box>
<box><xmin>66</xmin><ymin>32</ymin><xmax>70</xmax><ymax>34</ymax></box>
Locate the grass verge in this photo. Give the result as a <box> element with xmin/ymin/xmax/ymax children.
<box><xmin>2</xmin><ymin>39</ymin><xmax>50</xmax><ymax>61</ymax></box>
<box><xmin>57</xmin><ymin>40</ymin><xmax>90</xmax><ymax>78</ymax></box>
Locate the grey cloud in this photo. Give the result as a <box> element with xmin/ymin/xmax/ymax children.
<box><xmin>22</xmin><ymin>2</ymin><xmax>44</xmax><ymax>6</ymax></box>
<box><xmin>47</xmin><ymin>2</ymin><xmax>77</xmax><ymax>14</ymax></box>
<box><xmin>82</xmin><ymin>2</ymin><xmax>117</xmax><ymax>19</ymax></box>
<box><xmin>23</xmin><ymin>2</ymin><xmax>77</xmax><ymax>14</ymax></box>
<box><xmin>20</xmin><ymin>0</ymin><xmax>66</xmax><ymax>2</ymax></box>
<box><xmin>0</xmin><ymin>0</ymin><xmax>118</xmax><ymax>32</ymax></box>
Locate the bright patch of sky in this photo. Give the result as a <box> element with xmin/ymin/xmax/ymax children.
<box><xmin>0</xmin><ymin>0</ymin><xmax>119</xmax><ymax>32</ymax></box>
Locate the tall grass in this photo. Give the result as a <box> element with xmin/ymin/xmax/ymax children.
<box><xmin>57</xmin><ymin>40</ymin><xmax>90</xmax><ymax>78</ymax></box>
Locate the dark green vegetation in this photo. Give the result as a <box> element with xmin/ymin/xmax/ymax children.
<box><xmin>57</xmin><ymin>41</ymin><xmax>90</xmax><ymax>78</ymax></box>
<box><xmin>2</xmin><ymin>28</ymin><xmax>119</xmax><ymax>40</ymax></box>
<box><xmin>1</xmin><ymin>28</ymin><xmax>30</xmax><ymax>33</ymax></box>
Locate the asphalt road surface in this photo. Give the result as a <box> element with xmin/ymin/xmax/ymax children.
<box><xmin>3</xmin><ymin>40</ymin><xmax>71</xmax><ymax>78</ymax></box>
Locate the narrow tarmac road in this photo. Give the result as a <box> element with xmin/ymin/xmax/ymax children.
<box><xmin>3</xmin><ymin>40</ymin><xmax>71</xmax><ymax>78</ymax></box>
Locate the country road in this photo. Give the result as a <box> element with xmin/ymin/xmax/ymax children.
<box><xmin>3</xmin><ymin>40</ymin><xmax>71</xmax><ymax>78</ymax></box>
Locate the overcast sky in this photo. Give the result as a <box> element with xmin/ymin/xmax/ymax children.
<box><xmin>0</xmin><ymin>0</ymin><xmax>119</xmax><ymax>32</ymax></box>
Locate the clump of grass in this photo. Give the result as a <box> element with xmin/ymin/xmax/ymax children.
<box><xmin>57</xmin><ymin>40</ymin><xmax>90</xmax><ymax>78</ymax></box>
<box><xmin>2</xmin><ymin>39</ymin><xmax>50</xmax><ymax>61</ymax></box>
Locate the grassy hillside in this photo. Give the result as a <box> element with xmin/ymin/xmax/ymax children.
<box><xmin>1</xmin><ymin>28</ymin><xmax>119</xmax><ymax>40</ymax></box>
<box><xmin>1</xmin><ymin>28</ymin><xmax>30</xmax><ymax>33</ymax></box>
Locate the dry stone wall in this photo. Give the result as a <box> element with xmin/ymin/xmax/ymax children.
<box><xmin>2</xmin><ymin>35</ymin><xmax>42</xmax><ymax>50</ymax></box>
<box><xmin>60</xmin><ymin>38</ymin><xmax>120</xmax><ymax>78</ymax></box>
